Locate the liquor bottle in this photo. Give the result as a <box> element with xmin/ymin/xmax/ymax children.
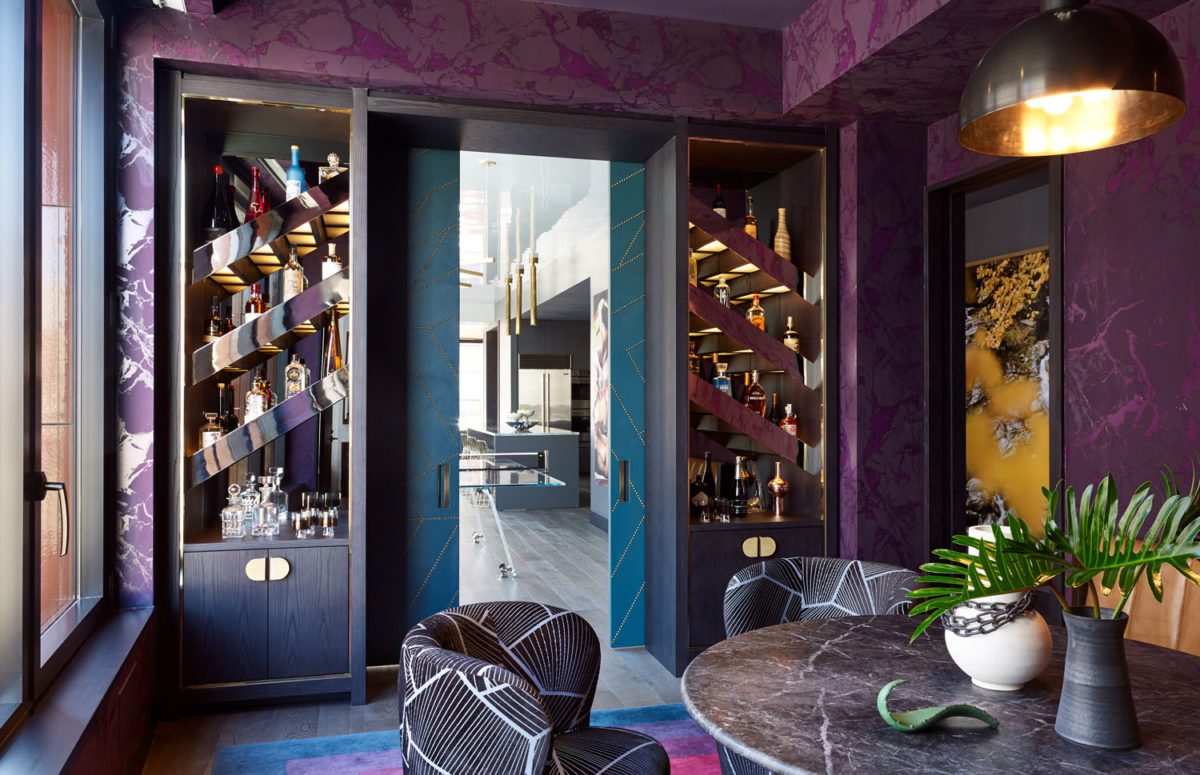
<box><xmin>223</xmin><ymin>310</ymin><xmax>234</xmax><ymax>334</ymax></box>
<box><xmin>780</xmin><ymin>403</ymin><xmax>798</xmax><ymax>437</ymax></box>
<box><xmin>226</xmin><ymin>183</ymin><xmax>239</xmax><ymax>224</ymax></box>
<box><xmin>712</xmin><ymin>362</ymin><xmax>732</xmax><ymax>396</ymax></box>
<box><xmin>688</xmin><ymin>252</ymin><xmax>698</xmax><ymax>287</ymax></box>
<box><xmin>744</xmin><ymin>193</ymin><xmax>758</xmax><ymax>239</ymax></box>
<box><xmin>201</xmin><ymin>165</ymin><xmax>235</xmax><ymax>243</ymax></box>
<box><xmin>783</xmin><ymin>315</ymin><xmax>799</xmax><ymax>353</ymax></box>
<box><xmin>711</xmin><ymin>184</ymin><xmax>727</xmax><ymax>219</ymax></box>
<box><xmin>199</xmin><ymin>412</ymin><xmax>222</xmax><ymax>448</ymax></box>
<box><xmin>709</xmin><ymin>352</ymin><xmax>719</xmax><ymax>381</ymax></box>
<box><xmin>284</xmin><ymin>354</ymin><xmax>309</xmax><ymax>398</ymax></box>
<box><xmin>699</xmin><ymin>451</ymin><xmax>716</xmax><ymax>498</ymax></box>
<box><xmin>203</xmin><ymin>296</ymin><xmax>223</xmax><ymax>343</ymax></box>
<box><xmin>688</xmin><ymin>339</ymin><xmax>701</xmax><ymax>375</ymax></box>
<box><xmin>244</xmin><ymin>282</ymin><xmax>265</xmax><ymax>322</ymax></box>
<box><xmin>747</xmin><ymin>294</ymin><xmax>766</xmax><ymax>332</ymax></box>
<box><xmin>323</xmin><ymin>313</ymin><xmax>344</xmax><ymax>376</ymax></box>
<box><xmin>244</xmin><ymin>368</ymin><xmax>270</xmax><ymax>423</ymax></box>
<box><xmin>246</xmin><ymin>166</ymin><xmax>265</xmax><ymax>222</ymax></box>
<box><xmin>281</xmin><ymin>246</ymin><xmax>306</xmax><ymax>302</ymax></box>
<box><xmin>318</xmin><ymin>152</ymin><xmax>347</xmax><ymax>183</ymax></box>
<box><xmin>744</xmin><ymin>370</ymin><xmax>767</xmax><ymax>416</ymax></box>
<box><xmin>322</xmin><ymin>242</ymin><xmax>343</xmax><ymax>280</ymax></box>
<box><xmin>217</xmin><ymin>382</ymin><xmax>238</xmax><ymax>433</ymax></box>
<box><xmin>767</xmin><ymin>393</ymin><xmax>782</xmax><ymax>425</ymax></box>
<box><xmin>738</xmin><ymin>371</ymin><xmax>750</xmax><ymax>404</ymax></box>
<box><xmin>285</xmin><ymin>144</ymin><xmax>306</xmax><ymax>200</ymax></box>
<box><xmin>715</xmin><ymin>276</ymin><xmax>731</xmax><ymax>307</ymax></box>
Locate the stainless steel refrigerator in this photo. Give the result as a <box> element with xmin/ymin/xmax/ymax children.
<box><xmin>517</xmin><ymin>354</ymin><xmax>572</xmax><ymax>431</ymax></box>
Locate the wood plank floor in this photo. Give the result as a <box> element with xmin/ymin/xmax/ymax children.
<box><xmin>141</xmin><ymin>498</ymin><xmax>680</xmax><ymax>774</ymax></box>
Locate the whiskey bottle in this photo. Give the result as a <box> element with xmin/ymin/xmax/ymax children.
<box><xmin>712</xmin><ymin>362</ymin><xmax>732</xmax><ymax>396</ymax></box>
<box><xmin>321</xmin><ymin>242</ymin><xmax>343</xmax><ymax>280</ymax></box>
<box><xmin>783</xmin><ymin>315</ymin><xmax>799</xmax><ymax>353</ymax></box>
<box><xmin>711</xmin><ymin>184</ymin><xmax>727</xmax><ymax>219</ymax></box>
<box><xmin>203</xmin><ymin>296</ymin><xmax>223</xmax><ymax>343</ymax></box>
<box><xmin>323</xmin><ymin>313</ymin><xmax>344</xmax><ymax>376</ymax></box>
<box><xmin>699</xmin><ymin>451</ymin><xmax>716</xmax><ymax>498</ymax></box>
<box><xmin>780</xmin><ymin>403</ymin><xmax>798</xmax><ymax>437</ymax></box>
<box><xmin>767</xmin><ymin>393</ymin><xmax>782</xmax><ymax>425</ymax></box>
<box><xmin>244</xmin><ymin>369</ymin><xmax>271</xmax><ymax>423</ymax></box>
<box><xmin>281</xmin><ymin>246</ymin><xmax>306</xmax><ymax>302</ymax></box>
<box><xmin>244</xmin><ymin>282</ymin><xmax>265</xmax><ymax>322</ymax></box>
<box><xmin>715</xmin><ymin>276</ymin><xmax>731</xmax><ymax>307</ymax></box>
<box><xmin>744</xmin><ymin>370</ymin><xmax>767</xmax><ymax>416</ymax></box>
<box><xmin>744</xmin><ymin>193</ymin><xmax>758</xmax><ymax>239</ymax></box>
<box><xmin>284</xmin><ymin>354</ymin><xmax>308</xmax><ymax>398</ymax></box>
<box><xmin>285</xmin><ymin>144</ymin><xmax>306</xmax><ymax>200</ymax></box>
<box><xmin>202</xmin><ymin>165</ymin><xmax>235</xmax><ymax>243</ymax></box>
<box><xmin>246</xmin><ymin>166</ymin><xmax>265</xmax><ymax>222</ymax></box>
<box><xmin>688</xmin><ymin>339</ymin><xmax>701</xmax><ymax>375</ymax></box>
<box><xmin>318</xmin><ymin>152</ymin><xmax>347</xmax><ymax>183</ymax></box>
<box><xmin>747</xmin><ymin>294</ymin><xmax>766</xmax><ymax>332</ymax></box>
<box><xmin>217</xmin><ymin>382</ymin><xmax>238</xmax><ymax>433</ymax></box>
<box><xmin>200</xmin><ymin>412</ymin><xmax>222</xmax><ymax>448</ymax></box>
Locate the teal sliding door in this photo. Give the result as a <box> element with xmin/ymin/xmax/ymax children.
<box><xmin>609</xmin><ymin>163</ymin><xmax>646</xmax><ymax>648</ymax></box>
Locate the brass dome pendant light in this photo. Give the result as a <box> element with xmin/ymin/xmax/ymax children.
<box><xmin>958</xmin><ymin>0</ymin><xmax>1186</xmax><ymax>156</ymax></box>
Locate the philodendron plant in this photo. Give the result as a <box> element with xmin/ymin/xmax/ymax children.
<box><xmin>908</xmin><ymin>471</ymin><xmax>1200</xmax><ymax>641</ymax></box>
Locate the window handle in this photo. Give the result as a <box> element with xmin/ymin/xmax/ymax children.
<box><xmin>45</xmin><ymin>481</ymin><xmax>70</xmax><ymax>558</ymax></box>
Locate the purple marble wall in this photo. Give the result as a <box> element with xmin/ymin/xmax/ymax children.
<box><xmin>112</xmin><ymin>1</ymin><xmax>782</xmax><ymax>607</ymax></box>
<box><xmin>926</xmin><ymin>113</ymin><xmax>995</xmax><ymax>186</ymax></box>
<box><xmin>838</xmin><ymin>120</ymin><xmax>928</xmax><ymax>570</ymax></box>
<box><xmin>1061</xmin><ymin>0</ymin><xmax>1200</xmax><ymax>491</ymax></box>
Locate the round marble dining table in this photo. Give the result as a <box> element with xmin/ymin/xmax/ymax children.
<box><xmin>681</xmin><ymin>615</ymin><xmax>1200</xmax><ymax>774</ymax></box>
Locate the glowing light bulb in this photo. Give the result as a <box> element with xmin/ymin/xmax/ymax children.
<box><xmin>1081</xmin><ymin>89</ymin><xmax>1112</xmax><ymax>104</ymax></box>
<box><xmin>1049</xmin><ymin>126</ymin><xmax>1072</xmax><ymax>152</ymax></box>
<box><xmin>1027</xmin><ymin>93</ymin><xmax>1074</xmax><ymax>115</ymax></box>
<box><xmin>1022</xmin><ymin>125</ymin><xmax>1049</xmax><ymax>154</ymax></box>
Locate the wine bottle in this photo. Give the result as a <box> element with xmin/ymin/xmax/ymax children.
<box><xmin>711</xmin><ymin>184</ymin><xmax>727</xmax><ymax>219</ymax></box>
<box><xmin>225</xmin><ymin>182</ymin><xmax>238</xmax><ymax>224</ymax></box>
<box><xmin>203</xmin><ymin>296</ymin><xmax>223</xmax><ymax>343</ymax></box>
<box><xmin>246</xmin><ymin>166</ymin><xmax>265</xmax><ymax>223</ymax></box>
<box><xmin>700</xmin><ymin>451</ymin><xmax>716</xmax><ymax>498</ymax></box>
<box><xmin>217</xmin><ymin>382</ymin><xmax>237</xmax><ymax>433</ymax></box>
<box><xmin>244</xmin><ymin>282</ymin><xmax>265</xmax><ymax>322</ymax></box>
<box><xmin>783</xmin><ymin>316</ymin><xmax>799</xmax><ymax>353</ymax></box>
<box><xmin>322</xmin><ymin>242</ymin><xmax>343</xmax><ymax>280</ymax></box>
<box><xmin>767</xmin><ymin>393</ymin><xmax>782</xmax><ymax>425</ymax></box>
<box><xmin>285</xmin><ymin>144</ymin><xmax>306</xmax><ymax>200</ymax></box>
<box><xmin>744</xmin><ymin>370</ymin><xmax>767</xmax><ymax>416</ymax></box>
<box><xmin>281</xmin><ymin>245</ymin><xmax>306</xmax><ymax>302</ymax></box>
<box><xmin>202</xmin><ymin>165</ymin><xmax>234</xmax><ymax>243</ymax></box>
<box><xmin>747</xmin><ymin>294</ymin><xmax>766</xmax><ymax>332</ymax></box>
<box><xmin>744</xmin><ymin>193</ymin><xmax>758</xmax><ymax>239</ymax></box>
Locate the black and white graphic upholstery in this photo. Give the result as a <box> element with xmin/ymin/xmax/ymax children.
<box><xmin>401</xmin><ymin>601</ymin><xmax>670</xmax><ymax>775</ymax></box>
<box><xmin>724</xmin><ymin>557</ymin><xmax>918</xmax><ymax>638</ymax></box>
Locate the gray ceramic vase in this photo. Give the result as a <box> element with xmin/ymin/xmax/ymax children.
<box><xmin>1055</xmin><ymin>607</ymin><xmax>1140</xmax><ymax>750</ymax></box>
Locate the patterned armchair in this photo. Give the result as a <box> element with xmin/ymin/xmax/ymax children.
<box><xmin>401</xmin><ymin>601</ymin><xmax>670</xmax><ymax>775</ymax></box>
<box><xmin>715</xmin><ymin>557</ymin><xmax>918</xmax><ymax>775</ymax></box>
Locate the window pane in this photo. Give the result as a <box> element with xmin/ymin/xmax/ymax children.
<box><xmin>39</xmin><ymin>0</ymin><xmax>78</xmax><ymax>635</ymax></box>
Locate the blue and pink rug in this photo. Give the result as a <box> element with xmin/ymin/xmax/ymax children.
<box><xmin>211</xmin><ymin>704</ymin><xmax>719</xmax><ymax>774</ymax></box>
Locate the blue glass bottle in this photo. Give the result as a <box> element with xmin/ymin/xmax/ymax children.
<box><xmin>285</xmin><ymin>144</ymin><xmax>306</xmax><ymax>200</ymax></box>
<box><xmin>712</xmin><ymin>362</ymin><xmax>732</xmax><ymax>395</ymax></box>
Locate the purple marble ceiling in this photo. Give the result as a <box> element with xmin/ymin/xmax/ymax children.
<box><xmin>783</xmin><ymin>0</ymin><xmax>1190</xmax><ymax>124</ymax></box>
<box><xmin>525</xmin><ymin>0</ymin><xmax>817</xmax><ymax>29</ymax></box>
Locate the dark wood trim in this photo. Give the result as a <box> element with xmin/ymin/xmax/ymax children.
<box><xmin>822</xmin><ymin>125</ymin><xmax>840</xmax><ymax>560</ymax></box>
<box><xmin>178</xmin><ymin>73</ymin><xmax>352</xmax><ymax>110</ymax></box>
<box><xmin>924</xmin><ymin>158</ymin><xmax>1063</xmax><ymax>553</ymax></box>
<box><xmin>348</xmin><ymin>86</ymin><xmax>368</xmax><ymax>706</ymax></box>
<box><xmin>175</xmin><ymin>674</ymin><xmax>350</xmax><ymax>708</ymax></box>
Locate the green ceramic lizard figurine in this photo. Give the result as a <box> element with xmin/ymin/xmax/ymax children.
<box><xmin>876</xmin><ymin>679</ymin><xmax>1000</xmax><ymax>732</ymax></box>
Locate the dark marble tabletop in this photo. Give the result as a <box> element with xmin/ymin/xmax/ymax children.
<box><xmin>681</xmin><ymin>615</ymin><xmax>1200</xmax><ymax>775</ymax></box>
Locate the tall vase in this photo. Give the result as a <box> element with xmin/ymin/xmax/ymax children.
<box><xmin>1056</xmin><ymin>607</ymin><xmax>1140</xmax><ymax>750</ymax></box>
<box><xmin>773</xmin><ymin>207</ymin><xmax>791</xmax><ymax>262</ymax></box>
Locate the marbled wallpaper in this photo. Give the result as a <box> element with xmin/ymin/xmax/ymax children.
<box><xmin>838</xmin><ymin>120</ymin><xmax>928</xmax><ymax>570</ymax></box>
<box><xmin>112</xmin><ymin>0</ymin><xmax>781</xmax><ymax>607</ymax></box>
<box><xmin>1061</xmin><ymin>0</ymin><xmax>1200</xmax><ymax>491</ymax></box>
<box><xmin>925</xmin><ymin>111</ymin><xmax>995</xmax><ymax>186</ymax></box>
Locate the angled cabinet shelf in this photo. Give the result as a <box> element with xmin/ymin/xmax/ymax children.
<box><xmin>688</xmin><ymin>373</ymin><xmax>799</xmax><ymax>463</ymax></box>
<box><xmin>687</xmin><ymin>194</ymin><xmax>800</xmax><ymax>292</ymax></box>
<box><xmin>189</xmin><ymin>366</ymin><xmax>349</xmax><ymax>487</ymax></box>
<box><xmin>688</xmin><ymin>284</ymin><xmax>819</xmax><ymax>374</ymax></box>
<box><xmin>192</xmin><ymin>269</ymin><xmax>350</xmax><ymax>385</ymax></box>
<box><xmin>192</xmin><ymin>172</ymin><xmax>350</xmax><ymax>286</ymax></box>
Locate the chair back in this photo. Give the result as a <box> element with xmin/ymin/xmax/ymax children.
<box><xmin>724</xmin><ymin>557</ymin><xmax>918</xmax><ymax>638</ymax></box>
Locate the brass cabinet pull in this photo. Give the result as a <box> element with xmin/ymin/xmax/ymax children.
<box><xmin>742</xmin><ymin>536</ymin><xmax>778</xmax><ymax>559</ymax></box>
<box><xmin>436</xmin><ymin>462</ymin><xmax>451</xmax><ymax>508</ymax></box>
<box><xmin>245</xmin><ymin>557</ymin><xmax>268</xmax><ymax>581</ymax></box>
<box><xmin>268</xmin><ymin>556</ymin><xmax>291</xmax><ymax>581</ymax></box>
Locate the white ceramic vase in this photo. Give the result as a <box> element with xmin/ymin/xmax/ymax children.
<box><xmin>773</xmin><ymin>207</ymin><xmax>791</xmax><ymax>261</ymax></box>
<box><xmin>943</xmin><ymin>525</ymin><xmax>1052</xmax><ymax>691</ymax></box>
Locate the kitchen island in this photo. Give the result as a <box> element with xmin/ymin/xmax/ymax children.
<box><xmin>467</xmin><ymin>427</ymin><xmax>580</xmax><ymax>509</ymax></box>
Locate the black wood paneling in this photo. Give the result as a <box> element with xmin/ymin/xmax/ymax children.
<box><xmin>268</xmin><ymin>547</ymin><xmax>349</xmax><ymax>679</ymax></box>
<box><xmin>182</xmin><ymin>549</ymin><xmax>268</xmax><ymax>685</ymax></box>
<box><xmin>687</xmin><ymin>525</ymin><xmax>824</xmax><ymax>650</ymax></box>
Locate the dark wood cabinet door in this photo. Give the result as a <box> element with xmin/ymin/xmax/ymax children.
<box><xmin>182</xmin><ymin>549</ymin><xmax>269</xmax><ymax>685</ymax></box>
<box><xmin>268</xmin><ymin>546</ymin><xmax>349</xmax><ymax>679</ymax></box>
<box><xmin>687</xmin><ymin>525</ymin><xmax>824</xmax><ymax>652</ymax></box>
